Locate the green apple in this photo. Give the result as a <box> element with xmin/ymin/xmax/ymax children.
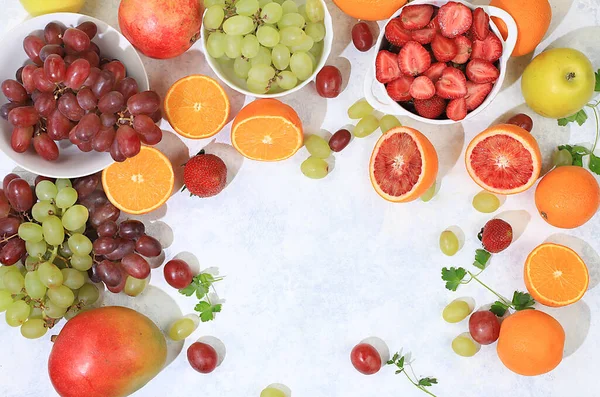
<box><xmin>521</xmin><ymin>48</ymin><xmax>595</xmax><ymax>119</ymax></box>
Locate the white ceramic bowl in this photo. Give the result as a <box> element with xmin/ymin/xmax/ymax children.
<box><xmin>364</xmin><ymin>0</ymin><xmax>517</xmax><ymax>125</ymax></box>
<box><xmin>201</xmin><ymin>0</ymin><xmax>333</xmax><ymax>98</ymax></box>
<box><xmin>0</xmin><ymin>13</ymin><xmax>149</xmax><ymax>178</ymax></box>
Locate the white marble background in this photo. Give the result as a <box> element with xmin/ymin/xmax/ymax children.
<box><xmin>0</xmin><ymin>0</ymin><xmax>600</xmax><ymax>396</ymax></box>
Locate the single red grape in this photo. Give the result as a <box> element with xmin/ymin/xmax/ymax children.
<box><xmin>315</xmin><ymin>66</ymin><xmax>342</xmax><ymax>98</ymax></box>
<box><xmin>163</xmin><ymin>259</ymin><xmax>193</xmax><ymax>289</ymax></box>
<box><xmin>187</xmin><ymin>342</ymin><xmax>218</xmax><ymax>374</ymax></box>
<box><xmin>350</xmin><ymin>343</ymin><xmax>381</xmax><ymax>375</ymax></box>
<box><xmin>507</xmin><ymin>113</ymin><xmax>533</xmax><ymax>132</ymax></box>
<box><xmin>468</xmin><ymin>310</ymin><xmax>501</xmax><ymax>345</ymax></box>
<box><xmin>352</xmin><ymin>22</ymin><xmax>374</xmax><ymax>52</ymax></box>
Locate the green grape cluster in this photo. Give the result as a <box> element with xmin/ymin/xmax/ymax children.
<box><xmin>204</xmin><ymin>0</ymin><xmax>327</xmax><ymax>94</ymax></box>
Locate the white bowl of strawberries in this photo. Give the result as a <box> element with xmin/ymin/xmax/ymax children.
<box><xmin>364</xmin><ymin>0</ymin><xmax>517</xmax><ymax>124</ymax></box>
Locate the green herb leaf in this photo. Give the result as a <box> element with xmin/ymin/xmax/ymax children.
<box><xmin>441</xmin><ymin>267</ymin><xmax>467</xmax><ymax>291</ymax></box>
<box><xmin>418</xmin><ymin>377</ymin><xmax>438</xmax><ymax>387</ymax></box>
<box><xmin>490</xmin><ymin>301</ymin><xmax>509</xmax><ymax>317</ymax></box>
<box><xmin>179</xmin><ymin>284</ymin><xmax>196</xmax><ymax>296</ymax></box>
<box><xmin>398</xmin><ymin>355</ymin><xmax>405</xmax><ymax>368</ymax></box>
<box><xmin>557</xmin><ymin>144</ymin><xmax>590</xmax><ymax>167</ymax></box>
<box><xmin>473</xmin><ymin>249</ymin><xmax>491</xmax><ymax>270</ymax></box>
<box><xmin>558</xmin><ymin>109</ymin><xmax>588</xmax><ymax>127</ymax></box>
<box><xmin>589</xmin><ymin>153</ymin><xmax>600</xmax><ymax>175</ymax></box>
<box><xmin>194</xmin><ymin>301</ymin><xmax>211</xmax><ymax>312</ymax></box>
<box><xmin>512</xmin><ymin>291</ymin><xmax>535</xmax><ymax>311</ymax></box>
<box><xmin>595</xmin><ymin>69</ymin><xmax>600</xmax><ymax>92</ymax></box>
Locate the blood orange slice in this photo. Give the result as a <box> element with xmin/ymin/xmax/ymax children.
<box><xmin>465</xmin><ymin>124</ymin><xmax>541</xmax><ymax>195</ymax></box>
<box><xmin>370</xmin><ymin>126</ymin><xmax>438</xmax><ymax>202</ymax></box>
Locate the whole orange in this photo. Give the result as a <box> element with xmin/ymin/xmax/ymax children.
<box><xmin>497</xmin><ymin>310</ymin><xmax>564</xmax><ymax>376</ymax></box>
<box><xmin>535</xmin><ymin>166</ymin><xmax>600</xmax><ymax>229</ymax></box>
<box><xmin>489</xmin><ymin>0</ymin><xmax>551</xmax><ymax>57</ymax></box>
<box><xmin>332</xmin><ymin>0</ymin><xmax>407</xmax><ymax>21</ymax></box>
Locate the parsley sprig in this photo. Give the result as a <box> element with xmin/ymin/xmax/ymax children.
<box><xmin>387</xmin><ymin>353</ymin><xmax>438</xmax><ymax>397</ymax></box>
<box><xmin>179</xmin><ymin>272</ymin><xmax>224</xmax><ymax>322</ymax></box>
<box><xmin>556</xmin><ymin>69</ymin><xmax>600</xmax><ymax>175</ymax></box>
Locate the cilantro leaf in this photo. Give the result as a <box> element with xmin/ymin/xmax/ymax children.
<box><xmin>179</xmin><ymin>284</ymin><xmax>196</xmax><ymax>296</ymax></box>
<box><xmin>589</xmin><ymin>153</ymin><xmax>600</xmax><ymax>175</ymax></box>
<box><xmin>418</xmin><ymin>377</ymin><xmax>438</xmax><ymax>387</ymax></box>
<box><xmin>512</xmin><ymin>291</ymin><xmax>535</xmax><ymax>311</ymax></box>
<box><xmin>558</xmin><ymin>109</ymin><xmax>588</xmax><ymax>127</ymax></box>
<box><xmin>441</xmin><ymin>267</ymin><xmax>467</xmax><ymax>291</ymax></box>
<box><xmin>595</xmin><ymin>69</ymin><xmax>600</xmax><ymax>92</ymax></box>
<box><xmin>557</xmin><ymin>145</ymin><xmax>590</xmax><ymax>167</ymax></box>
<box><xmin>398</xmin><ymin>355</ymin><xmax>405</xmax><ymax>368</ymax></box>
<box><xmin>490</xmin><ymin>301</ymin><xmax>509</xmax><ymax>317</ymax></box>
<box><xmin>473</xmin><ymin>249</ymin><xmax>491</xmax><ymax>270</ymax></box>
<box><xmin>196</xmin><ymin>303</ymin><xmax>222</xmax><ymax>322</ymax></box>
<box><xmin>194</xmin><ymin>301</ymin><xmax>211</xmax><ymax>312</ymax></box>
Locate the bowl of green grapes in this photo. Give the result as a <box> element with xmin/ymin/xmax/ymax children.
<box><xmin>201</xmin><ymin>0</ymin><xmax>333</xmax><ymax>97</ymax></box>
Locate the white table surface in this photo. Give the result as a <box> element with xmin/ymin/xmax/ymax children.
<box><xmin>1</xmin><ymin>0</ymin><xmax>600</xmax><ymax>396</ymax></box>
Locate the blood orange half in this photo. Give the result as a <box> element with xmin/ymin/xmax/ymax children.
<box><xmin>370</xmin><ymin>126</ymin><xmax>438</xmax><ymax>202</ymax></box>
<box><xmin>465</xmin><ymin>124</ymin><xmax>541</xmax><ymax>195</ymax></box>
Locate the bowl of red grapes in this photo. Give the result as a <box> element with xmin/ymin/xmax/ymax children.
<box><xmin>0</xmin><ymin>13</ymin><xmax>164</xmax><ymax>178</ymax></box>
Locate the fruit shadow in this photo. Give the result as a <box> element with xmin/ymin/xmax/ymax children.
<box><xmin>546</xmin><ymin>26</ymin><xmax>600</xmax><ymax>67</ymax></box>
<box><xmin>99</xmin><ymin>285</ymin><xmax>185</xmax><ymax>367</ymax></box>
<box><xmin>173</xmin><ymin>251</ymin><xmax>201</xmax><ymax>275</ymax></box>
<box><xmin>494</xmin><ymin>210</ymin><xmax>531</xmax><ymax>244</ymax></box>
<box><xmin>326</xmin><ymin>0</ymin><xmax>354</xmax><ymax>60</ymax></box>
<box><xmin>320</xmin><ymin>56</ymin><xmax>352</xmax><ymax>94</ymax></box>
<box><xmin>541</xmin><ymin>300</ymin><xmax>591</xmax><ymax>358</ymax></box>
<box><xmin>201</xmin><ymin>140</ymin><xmax>245</xmax><ymax>188</ymax></box>
<box><xmin>156</xmin><ymin>130</ymin><xmax>190</xmax><ymax>195</ymax></box>
<box><xmin>492</xmin><ymin>104</ymin><xmax>570</xmax><ymax>175</ymax></box>
<box><xmin>544</xmin><ymin>233</ymin><xmax>600</xmax><ymax>290</ymax></box>
<box><xmin>545</xmin><ymin>0</ymin><xmax>577</xmax><ymax>39</ymax></box>
<box><xmin>279</xmin><ymin>88</ymin><xmax>327</xmax><ymax>135</ymax></box>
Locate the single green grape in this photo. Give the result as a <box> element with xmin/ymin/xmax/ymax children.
<box><xmin>271</xmin><ymin>44</ymin><xmax>291</xmax><ymax>70</ymax></box>
<box><xmin>204</xmin><ymin>5</ymin><xmax>225</xmax><ymax>30</ymax></box>
<box><xmin>225</xmin><ymin>34</ymin><xmax>243</xmax><ymax>59</ymax></box>
<box><xmin>250</xmin><ymin>46</ymin><xmax>272</xmax><ymax>67</ymax></box>
<box><xmin>77</xmin><ymin>283</ymin><xmax>99</xmax><ymax>305</ymax></box>
<box><xmin>124</xmin><ymin>276</ymin><xmax>148</xmax><ymax>297</ymax></box>
<box><xmin>59</xmin><ymin>243</ymin><xmax>72</xmax><ymax>258</ymax></box>
<box><xmin>308</xmin><ymin>40</ymin><xmax>322</xmax><ymax>60</ymax></box>
<box><xmin>42</xmin><ymin>215</ymin><xmax>65</xmax><ymax>246</ymax></box>
<box><xmin>68</xmin><ymin>233</ymin><xmax>93</xmax><ymax>256</ymax></box>
<box><xmin>24</xmin><ymin>271</ymin><xmax>47</xmax><ymax>300</ymax></box>
<box><xmin>279</xmin><ymin>26</ymin><xmax>305</xmax><ymax>46</ymax></box>
<box><xmin>35</xmin><ymin>180</ymin><xmax>58</xmax><ymax>201</ymax></box>
<box><xmin>379</xmin><ymin>115</ymin><xmax>401</xmax><ymax>133</ymax></box>
<box><xmin>21</xmin><ymin>318</ymin><xmax>48</xmax><ymax>339</ymax></box>
<box><xmin>38</xmin><ymin>261</ymin><xmax>63</xmax><ymax>288</ymax></box>
<box><xmin>305</xmin><ymin>22</ymin><xmax>325</xmax><ymax>42</ymax></box>
<box><xmin>70</xmin><ymin>254</ymin><xmax>93</xmax><ymax>271</ymax></box>
<box><xmin>305</xmin><ymin>135</ymin><xmax>331</xmax><ymax>159</ymax></box>
<box><xmin>246</xmin><ymin>78</ymin><xmax>269</xmax><ymax>94</ymax></box>
<box><xmin>298</xmin><ymin>4</ymin><xmax>308</xmax><ymax>20</ymax></box>
<box><xmin>55</xmin><ymin>187</ymin><xmax>78</xmax><ymax>209</ymax></box>
<box><xmin>290</xmin><ymin>34</ymin><xmax>314</xmax><ymax>53</ymax></box>
<box><xmin>3</xmin><ymin>271</ymin><xmax>24</xmax><ymax>294</ymax></box>
<box><xmin>0</xmin><ymin>289</ymin><xmax>13</xmax><ymax>312</ymax></box>
<box><xmin>248</xmin><ymin>64</ymin><xmax>276</xmax><ymax>83</ymax></box>
<box><xmin>261</xmin><ymin>2</ymin><xmax>283</xmax><ymax>24</ymax></box>
<box><xmin>289</xmin><ymin>52</ymin><xmax>313</xmax><ymax>80</ymax></box>
<box><xmin>277</xmin><ymin>71</ymin><xmax>297</xmax><ymax>90</ymax></box>
<box><xmin>234</xmin><ymin>57</ymin><xmax>252</xmax><ymax>79</ymax></box>
<box><xmin>260</xmin><ymin>388</ymin><xmax>286</xmax><ymax>397</ymax></box>
<box><xmin>281</xmin><ymin>0</ymin><xmax>298</xmax><ymax>14</ymax></box>
<box><xmin>32</xmin><ymin>200</ymin><xmax>57</xmax><ymax>223</ymax></box>
<box><xmin>0</xmin><ymin>266</ymin><xmax>19</xmax><ymax>289</ymax></box>
<box><xmin>61</xmin><ymin>205</ymin><xmax>89</xmax><ymax>232</ymax></box>
<box><xmin>18</xmin><ymin>222</ymin><xmax>43</xmax><ymax>243</ymax></box>
<box><xmin>354</xmin><ymin>115</ymin><xmax>379</xmax><ymax>138</ymax></box>
<box><xmin>452</xmin><ymin>333</ymin><xmax>480</xmax><ymax>357</ymax></box>
<box><xmin>241</xmin><ymin>34</ymin><xmax>260</xmax><ymax>58</ymax></box>
<box><xmin>301</xmin><ymin>157</ymin><xmax>328</xmax><ymax>179</ymax></box>
<box><xmin>168</xmin><ymin>317</ymin><xmax>198</xmax><ymax>341</ymax></box>
<box><xmin>223</xmin><ymin>15</ymin><xmax>255</xmax><ymax>36</ymax></box>
<box><xmin>29</xmin><ymin>306</ymin><xmax>43</xmax><ymax>319</ymax></box>
<box><xmin>305</xmin><ymin>0</ymin><xmax>325</xmax><ymax>22</ymax></box>
<box><xmin>442</xmin><ymin>300</ymin><xmax>472</xmax><ymax>323</ymax></box>
<box><xmin>421</xmin><ymin>182</ymin><xmax>436</xmax><ymax>202</ymax></box>
<box><xmin>55</xmin><ymin>178</ymin><xmax>72</xmax><ymax>191</ymax></box>
<box><xmin>257</xmin><ymin>25</ymin><xmax>280</xmax><ymax>47</ymax></box>
<box><xmin>205</xmin><ymin>0</ymin><xmax>225</xmax><ymax>8</ymax></box>
<box><xmin>236</xmin><ymin>0</ymin><xmax>259</xmax><ymax>16</ymax></box>
<box><xmin>348</xmin><ymin>99</ymin><xmax>373</xmax><ymax>119</ymax></box>
<box><xmin>278</xmin><ymin>13</ymin><xmax>305</xmax><ymax>30</ymax></box>
<box><xmin>48</xmin><ymin>285</ymin><xmax>75</xmax><ymax>308</ymax></box>
<box><xmin>472</xmin><ymin>191</ymin><xmax>501</xmax><ymax>213</ymax></box>
<box><xmin>61</xmin><ymin>268</ymin><xmax>85</xmax><ymax>290</ymax></box>
<box><xmin>439</xmin><ymin>230</ymin><xmax>459</xmax><ymax>256</ymax></box>
<box><xmin>553</xmin><ymin>148</ymin><xmax>573</xmax><ymax>167</ymax></box>
<box><xmin>207</xmin><ymin>32</ymin><xmax>227</xmax><ymax>58</ymax></box>
<box><xmin>64</xmin><ymin>307</ymin><xmax>81</xmax><ymax>320</ymax></box>
<box><xmin>6</xmin><ymin>300</ymin><xmax>31</xmax><ymax>327</ymax></box>
<box><xmin>44</xmin><ymin>299</ymin><xmax>67</xmax><ymax>319</ymax></box>
<box><xmin>26</xmin><ymin>240</ymin><xmax>47</xmax><ymax>257</ymax></box>
<box><xmin>24</xmin><ymin>255</ymin><xmax>40</xmax><ymax>272</ymax></box>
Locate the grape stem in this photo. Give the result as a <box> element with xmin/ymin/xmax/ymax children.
<box><xmin>0</xmin><ymin>233</ymin><xmax>18</xmax><ymax>243</ymax></box>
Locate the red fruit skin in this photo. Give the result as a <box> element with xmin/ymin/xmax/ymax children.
<box><xmin>452</xmin><ymin>36</ymin><xmax>472</xmax><ymax>64</ymax></box>
<box><xmin>423</xmin><ymin>62</ymin><xmax>447</xmax><ymax>83</ymax></box>
<box><xmin>376</xmin><ymin>50</ymin><xmax>402</xmax><ymax>83</ymax></box>
<box><xmin>472</xmin><ymin>8</ymin><xmax>490</xmax><ymax>40</ymax></box>
<box><xmin>350</xmin><ymin>343</ymin><xmax>381</xmax><ymax>375</ymax></box>
<box><xmin>466</xmin><ymin>59</ymin><xmax>499</xmax><ymax>84</ymax></box>
<box><xmin>411</xmin><ymin>28</ymin><xmax>436</xmax><ymax>45</ymax></box>
<box><xmin>385</xmin><ymin>19</ymin><xmax>411</xmax><ymax>47</ymax></box>
<box><xmin>414</xmin><ymin>96</ymin><xmax>446</xmax><ymax>119</ymax></box>
<box><xmin>469</xmin><ymin>310</ymin><xmax>501</xmax><ymax>345</ymax></box>
<box><xmin>183</xmin><ymin>153</ymin><xmax>228</xmax><ymax>197</ymax></box>
<box><xmin>398</xmin><ymin>41</ymin><xmax>431</xmax><ymax>76</ymax></box>
<box><xmin>446</xmin><ymin>97</ymin><xmax>467</xmax><ymax>121</ymax></box>
<box><xmin>437</xmin><ymin>1</ymin><xmax>473</xmax><ymax>38</ymax></box>
<box><xmin>48</xmin><ymin>307</ymin><xmax>167</xmax><ymax>397</ymax></box>
<box><xmin>435</xmin><ymin>67</ymin><xmax>467</xmax><ymax>99</ymax></box>
<box><xmin>471</xmin><ymin>32</ymin><xmax>503</xmax><ymax>63</ymax></box>
<box><xmin>431</xmin><ymin>35</ymin><xmax>458</xmax><ymax>62</ymax></box>
<box><xmin>118</xmin><ymin>0</ymin><xmax>202</xmax><ymax>59</ymax></box>
<box><xmin>386</xmin><ymin>75</ymin><xmax>414</xmax><ymax>101</ymax></box>
<box><xmin>163</xmin><ymin>259</ymin><xmax>193</xmax><ymax>289</ymax></box>
<box><xmin>481</xmin><ymin>219</ymin><xmax>513</xmax><ymax>253</ymax></box>
<box><xmin>465</xmin><ymin>81</ymin><xmax>493</xmax><ymax>111</ymax></box>
<box><xmin>187</xmin><ymin>342</ymin><xmax>219</xmax><ymax>374</ymax></box>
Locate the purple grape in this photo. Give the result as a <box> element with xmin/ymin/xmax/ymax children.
<box><xmin>104</xmin><ymin>238</ymin><xmax>135</xmax><ymax>261</ymax></box>
<box><xmin>76</xmin><ymin>87</ymin><xmax>97</xmax><ymax>110</ymax></box>
<box><xmin>63</xmin><ymin>28</ymin><xmax>91</xmax><ymax>52</ymax></box>
<box><xmin>76</xmin><ymin>21</ymin><xmax>98</xmax><ymax>40</ymax></box>
<box><xmin>120</xmin><ymin>253</ymin><xmax>150</xmax><ymax>279</ymax></box>
<box><xmin>116</xmin><ymin>77</ymin><xmax>138</xmax><ymax>101</ymax></box>
<box><xmin>100</xmin><ymin>113</ymin><xmax>117</xmax><ymax>127</ymax></box>
<box><xmin>92</xmin><ymin>70</ymin><xmax>115</xmax><ymax>99</ymax></box>
<box><xmin>75</xmin><ymin>113</ymin><xmax>101</xmax><ymax>141</ymax></box>
<box><xmin>8</xmin><ymin>106</ymin><xmax>39</xmax><ymax>127</ymax></box>
<box><xmin>91</xmin><ymin>126</ymin><xmax>116</xmax><ymax>152</ymax></box>
<box><xmin>11</xmin><ymin>126</ymin><xmax>33</xmax><ymax>153</ymax></box>
<box><xmin>0</xmin><ymin>217</ymin><xmax>21</xmax><ymax>237</ymax></box>
<box><xmin>93</xmin><ymin>236</ymin><xmax>118</xmax><ymax>255</ymax></box>
<box><xmin>90</xmin><ymin>202</ymin><xmax>120</xmax><ymax>228</ymax></box>
<box><xmin>73</xmin><ymin>174</ymin><xmax>99</xmax><ymax>198</ymax></box>
<box><xmin>34</xmin><ymin>92</ymin><xmax>56</xmax><ymax>117</ymax></box>
<box><xmin>0</xmin><ymin>238</ymin><xmax>26</xmax><ymax>265</ymax></box>
<box><xmin>118</xmin><ymin>220</ymin><xmax>145</xmax><ymax>240</ymax></box>
<box><xmin>47</xmin><ymin>109</ymin><xmax>73</xmax><ymax>141</ymax></box>
<box><xmin>116</xmin><ymin>125</ymin><xmax>140</xmax><ymax>158</ymax></box>
<box><xmin>135</xmin><ymin>235</ymin><xmax>162</xmax><ymax>257</ymax></box>
<box><xmin>1</xmin><ymin>80</ymin><xmax>28</xmax><ymax>103</ymax></box>
<box><xmin>96</xmin><ymin>259</ymin><xmax>122</xmax><ymax>287</ymax></box>
<box><xmin>58</xmin><ymin>92</ymin><xmax>85</xmax><ymax>121</ymax></box>
<box><xmin>39</xmin><ymin>45</ymin><xmax>65</xmax><ymax>63</ymax></box>
<box><xmin>96</xmin><ymin>220</ymin><xmax>118</xmax><ymax>237</ymax></box>
<box><xmin>65</xmin><ymin>59</ymin><xmax>91</xmax><ymax>90</ymax></box>
<box><xmin>127</xmin><ymin>91</ymin><xmax>160</xmax><ymax>115</ymax></box>
<box><xmin>98</xmin><ymin>91</ymin><xmax>124</xmax><ymax>114</ymax></box>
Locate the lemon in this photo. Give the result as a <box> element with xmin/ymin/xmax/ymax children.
<box><xmin>19</xmin><ymin>0</ymin><xmax>85</xmax><ymax>16</ymax></box>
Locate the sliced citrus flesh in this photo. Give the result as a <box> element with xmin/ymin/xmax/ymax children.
<box><xmin>231</xmin><ymin>98</ymin><xmax>303</xmax><ymax>161</ymax></box>
<box><xmin>102</xmin><ymin>146</ymin><xmax>174</xmax><ymax>215</ymax></box>
<box><xmin>465</xmin><ymin>124</ymin><xmax>541</xmax><ymax>195</ymax></box>
<box><xmin>524</xmin><ymin>243</ymin><xmax>589</xmax><ymax>307</ymax></box>
<box><xmin>164</xmin><ymin>75</ymin><xmax>230</xmax><ymax>139</ymax></box>
<box><xmin>370</xmin><ymin>126</ymin><xmax>438</xmax><ymax>202</ymax></box>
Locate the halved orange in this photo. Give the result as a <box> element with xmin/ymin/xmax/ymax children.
<box><xmin>231</xmin><ymin>98</ymin><xmax>303</xmax><ymax>161</ymax></box>
<box><xmin>102</xmin><ymin>146</ymin><xmax>174</xmax><ymax>215</ymax></box>
<box><xmin>164</xmin><ymin>75</ymin><xmax>230</xmax><ymax>139</ymax></box>
<box><xmin>465</xmin><ymin>124</ymin><xmax>541</xmax><ymax>195</ymax></box>
<box><xmin>524</xmin><ymin>243</ymin><xmax>589</xmax><ymax>307</ymax></box>
<box><xmin>369</xmin><ymin>126</ymin><xmax>438</xmax><ymax>202</ymax></box>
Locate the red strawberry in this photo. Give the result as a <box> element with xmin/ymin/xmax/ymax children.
<box><xmin>446</xmin><ymin>97</ymin><xmax>467</xmax><ymax>121</ymax></box>
<box><xmin>471</xmin><ymin>32</ymin><xmax>503</xmax><ymax>62</ymax></box>
<box><xmin>399</xmin><ymin>4</ymin><xmax>434</xmax><ymax>30</ymax></box>
<box><xmin>183</xmin><ymin>150</ymin><xmax>227</xmax><ymax>198</ymax></box>
<box><xmin>427</xmin><ymin>15</ymin><xmax>440</xmax><ymax>31</ymax></box>
<box><xmin>398</xmin><ymin>41</ymin><xmax>431</xmax><ymax>76</ymax></box>
<box><xmin>452</xmin><ymin>36</ymin><xmax>472</xmax><ymax>64</ymax></box>
<box><xmin>386</xmin><ymin>75</ymin><xmax>414</xmax><ymax>101</ymax></box>
<box><xmin>411</xmin><ymin>28</ymin><xmax>436</xmax><ymax>45</ymax></box>
<box><xmin>385</xmin><ymin>19</ymin><xmax>412</xmax><ymax>47</ymax></box>
<box><xmin>437</xmin><ymin>1</ymin><xmax>473</xmax><ymax>38</ymax></box>
<box><xmin>466</xmin><ymin>59</ymin><xmax>499</xmax><ymax>83</ymax></box>
<box><xmin>435</xmin><ymin>67</ymin><xmax>467</xmax><ymax>99</ymax></box>
<box><xmin>414</xmin><ymin>96</ymin><xmax>446</xmax><ymax>119</ymax></box>
<box><xmin>472</xmin><ymin>8</ymin><xmax>490</xmax><ymax>40</ymax></box>
<box><xmin>431</xmin><ymin>35</ymin><xmax>458</xmax><ymax>62</ymax></box>
<box><xmin>481</xmin><ymin>219</ymin><xmax>513</xmax><ymax>253</ymax></box>
<box><xmin>409</xmin><ymin>76</ymin><xmax>435</xmax><ymax>100</ymax></box>
<box><xmin>465</xmin><ymin>81</ymin><xmax>493</xmax><ymax>111</ymax></box>
<box><xmin>423</xmin><ymin>62</ymin><xmax>447</xmax><ymax>83</ymax></box>
<box><xmin>376</xmin><ymin>50</ymin><xmax>402</xmax><ymax>83</ymax></box>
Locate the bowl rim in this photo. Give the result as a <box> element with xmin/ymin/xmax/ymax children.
<box><xmin>200</xmin><ymin>0</ymin><xmax>334</xmax><ymax>99</ymax></box>
<box><xmin>0</xmin><ymin>12</ymin><xmax>150</xmax><ymax>178</ymax></box>
<box><xmin>364</xmin><ymin>0</ymin><xmax>518</xmax><ymax>125</ymax></box>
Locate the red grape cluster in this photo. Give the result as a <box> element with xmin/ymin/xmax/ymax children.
<box><xmin>0</xmin><ymin>21</ymin><xmax>163</xmax><ymax>162</ymax></box>
<box><xmin>0</xmin><ymin>174</ymin><xmax>34</xmax><ymax>265</ymax></box>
